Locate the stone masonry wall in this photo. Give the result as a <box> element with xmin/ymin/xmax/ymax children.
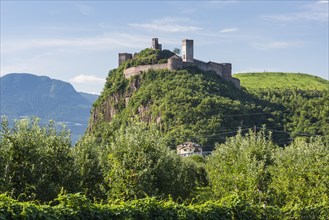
<box><xmin>122</xmin><ymin>58</ymin><xmax>240</xmax><ymax>88</ymax></box>
<box><xmin>123</xmin><ymin>63</ymin><xmax>168</xmax><ymax>78</ymax></box>
<box><xmin>191</xmin><ymin>59</ymin><xmax>231</xmax><ymax>79</ymax></box>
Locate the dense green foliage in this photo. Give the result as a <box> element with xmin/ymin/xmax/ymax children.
<box><xmin>235</xmin><ymin>72</ymin><xmax>329</xmax><ymax>143</ymax></box>
<box><xmin>270</xmin><ymin>137</ymin><xmax>329</xmax><ymax>210</ymax></box>
<box><xmin>2</xmin><ymin>55</ymin><xmax>329</xmax><ymax>218</ymax></box>
<box><xmin>92</xmin><ymin>53</ymin><xmax>329</xmax><ymax>149</ymax></box>
<box><xmin>0</xmin><ymin>193</ymin><xmax>278</xmax><ymax>220</ymax></box>
<box><xmin>0</xmin><ymin>118</ymin><xmax>200</xmax><ymax>203</ymax></box>
<box><xmin>0</xmin><ymin>117</ymin><xmax>75</xmax><ymax>202</ymax></box>
<box><xmin>1</xmin><ymin>118</ymin><xmax>328</xmax><ymax>219</ymax></box>
<box><xmin>124</xmin><ymin>48</ymin><xmax>175</xmax><ymax>69</ymax></box>
<box><xmin>206</xmin><ymin>130</ymin><xmax>328</xmax><ymax>217</ymax></box>
<box><xmin>254</xmin><ymin>89</ymin><xmax>329</xmax><ymax>143</ymax></box>
<box><xmin>105</xmin><ymin>123</ymin><xmax>197</xmax><ymax>200</ymax></box>
<box><xmin>234</xmin><ymin>72</ymin><xmax>329</xmax><ymax>90</ymax></box>
<box><xmin>92</xmin><ymin>67</ymin><xmax>290</xmax><ymax>149</ymax></box>
<box><xmin>207</xmin><ymin>129</ymin><xmax>276</xmax><ymax>205</ymax></box>
<box><xmin>2</xmin><ymin>192</ymin><xmax>328</xmax><ymax>219</ymax></box>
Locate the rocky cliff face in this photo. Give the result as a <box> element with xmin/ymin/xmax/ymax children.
<box><xmin>88</xmin><ymin>74</ymin><xmax>164</xmax><ymax>133</ymax></box>
<box><xmin>89</xmin><ymin>77</ymin><xmax>140</xmax><ymax>130</ymax></box>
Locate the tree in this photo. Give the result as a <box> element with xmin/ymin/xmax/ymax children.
<box><xmin>0</xmin><ymin>117</ymin><xmax>75</xmax><ymax>202</ymax></box>
<box><xmin>269</xmin><ymin>137</ymin><xmax>329</xmax><ymax>212</ymax></box>
<box><xmin>72</xmin><ymin>135</ymin><xmax>108</xmax><ymax>200</ymax></box>
<box><xmin>105</xmin><ymin>122</ymin><xmax>195</xmax><ymax>200</ymax></box>
<box><xmin>206</xmin><ymin>129</ymin><xmax>276</xmax><ymax>205</ymax></box>
<box><xmin>173</xmin><ymin>48</ymin><xmax>181</xmax><ymax>55</ymax></box>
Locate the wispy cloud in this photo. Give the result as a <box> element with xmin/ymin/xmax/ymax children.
<box><xmin>2</xmin><ymin>33</ymin><xmax>150</xmax><ymax>54</ymax></box>
<box><xmin>252</xmin><ymin>41</ymin><xmax>302</xmax><ymax>50</ymax></box>
<box><xmin>129</xmin><ymin>17</ymin><xmax>202</xmax><ymax>33</ymax></box>
<box><xmin>263</xmin><ymin>1</ymin><xmax>328</xmax><ymax>22</ymax></box>
<box><xmin>316</xmin><ymin>0</ymin><xmax>328</xmax><ymax>4</ymax></box>
<box><xmin>220</xmin><ymin>28</ymin><xmax>238</xmax><ymax>33</ymax></box>
<box><xmin>75</xmin><ymin>3</ymin><xmax>92</xmax><ymax>15</ymax></box>
<box><xmin>69</xmin><ymin>74</ymin><xmax>104</xmax><ymax>84</ymax></box>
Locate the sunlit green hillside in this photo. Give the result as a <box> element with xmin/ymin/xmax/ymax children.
<box><xmin>234</xmin><ymin>72</ymin><xmax>329</xmax><ymax>90</ymax></box>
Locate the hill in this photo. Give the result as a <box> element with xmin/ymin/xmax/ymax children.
<box><xmin>0</xmin><ymin>73</ymin><xmax>95</xmax><ymax>142</ymax></box>
<box><xmin>234</xmin><ymin>72</ymin><xmax>329</xmax><ymax>91</ymax></box>
<box><xmin>89</xmin><ymin>49</ymin><xmax>293</xmax><ymax>149</ymax></box>
<box><xmin>89</xmin><ymin>49</ymin><xmax>329</xmax><ymax>148</ymax></box>
<box><xmin>235</xmin><ymin>72</ymin><xmax>329</xmax><ymax>142</ymax></box>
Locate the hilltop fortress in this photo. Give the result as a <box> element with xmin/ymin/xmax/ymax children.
<box><xmin>119</xmin><ymin>38</ymin><xmax>240</xmax><ymax>88</ymax></box>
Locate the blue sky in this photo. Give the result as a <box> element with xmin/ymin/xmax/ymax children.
<box><xmin>1</xmin><ymin>0</ymin><xmax>328</xmax><ymax>94</ymax></box>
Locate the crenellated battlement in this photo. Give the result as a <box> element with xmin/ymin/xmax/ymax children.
<box><xmin>119</xmin><ymin>38</ymin><xmax>240</xmax><ymax>88</ymax></box>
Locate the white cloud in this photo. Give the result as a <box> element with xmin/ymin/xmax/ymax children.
<box><xmin>316</xmin><ymin>0</ymin><xmax>328</xmax><ymax>4</ymax></box>
<box><xmin>2</xmin><ymin>33</ymin><xmax>150</xmax><ymax>54</ymax></box>
<box><xmin>69</xmin><ymin>74</ymin><xmax>104</xmax><ymax>84</ymax></box>
<box><xmin>220</xmin><ymin>28</ymin><xmax>238</xmax><ymax>33</ymax></box>
<box><xmin>252</xmin><ymin>41</ymin><xmax>302</xmax><ymax>50</ymax></box>
<box><xmin>129</xmin><ymin>17</ymin><xmax>202</xmax><ymax>33</ymax></box>
<box><xmin>263</xmin><ymin>1</ymin><xmax>328</xmax><ymax>22</ymax></box>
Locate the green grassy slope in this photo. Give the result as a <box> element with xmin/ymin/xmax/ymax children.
<box><xmin>234</xmin><ymin>72</ymin><xmax>329</xmax><ymax>90</ymax></box>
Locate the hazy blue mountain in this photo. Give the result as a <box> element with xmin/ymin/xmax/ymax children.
<box><xmin>79</xmin><ymin>92</ymin><xmax>99</xmax><ymax>104</ymax></box>
<box><xmin>0</xmin><ymin>73</ymin><xmax>96</xmax><ymax>142</ymax></box>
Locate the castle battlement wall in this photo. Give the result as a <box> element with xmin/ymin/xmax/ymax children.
<box><xmin>184</xmin><ymin>59</ymin><xmax>232</xmax><ymax>80</ymax></box>
<box><xmin>123</xmin><ymin>63</ymin><xmax>168</xmax><ymax>78</ymax></box>
<box><xmin>120</xmin><ymin>38</ymin><xmax>240</xmax><ymax>88</ymax></box>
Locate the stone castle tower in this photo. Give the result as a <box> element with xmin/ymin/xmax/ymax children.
<box><xmin>152</xmin><ymin>38</ymin><xmax>162</xmax><ymax>50</ymax></box>
<box><xmin>118</xmin><ymin>53</ymin><xmax>133</xmax><ymax>65</ymax></box>
<box><xmin>182</xmin><ymin>39</ymin><xmax>194</xmax><ymax>62</ymax></box>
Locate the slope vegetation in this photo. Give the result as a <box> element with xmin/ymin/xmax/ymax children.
<box><xmin>234</xmin><ymin>72</ymin><xmax>329</xmax><ymax>91</ymax></box>
<box><xmin>235</xmin><ymin>72</ymin><xmax>329</xmax><ymax>143</ymax></box>
<box><xmin>89</xmin><ymin>50</ymin><xmax>291</xmax><ymax>149</ymax></box>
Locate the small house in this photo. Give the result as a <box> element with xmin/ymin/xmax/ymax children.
<box><xmin>176</xmin><ymin>142</ymin><xmax>202</xmax><ymax>157</ymax></box>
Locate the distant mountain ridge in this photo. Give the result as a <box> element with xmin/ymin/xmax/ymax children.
<box><xmin>0</xmin><ymin>73</ymin><xmax>98</xmax><ymax>142</ymax></box>
<box><xmin>79</xmin><ymin>92</ymin><xmax>99</xmax><ymax>103</ymax></box>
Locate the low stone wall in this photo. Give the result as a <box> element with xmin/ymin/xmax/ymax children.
<box><xmin>192</xmin><ymin>59</ymin><xmax>232</xmax><ymax>79</ymax></box>
<box><xmin>230</xmin><ymin>77</ymin><xmax>240</xmax><ymax>89</ymax></box>
<box><xmin>123</xmin><ymin>63</ymin><xmax>168</xmax><ymax>78</ymax></box>
<box><xmin>122</xmin><ymin>59</ymin><xmax>240</xmax><ymax>88</ymax></box>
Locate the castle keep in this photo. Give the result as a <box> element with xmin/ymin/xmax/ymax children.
<box><xmin>118</xmin><ymin>38</ymin><xmax>240</xmax><ymax>88</ymax></box>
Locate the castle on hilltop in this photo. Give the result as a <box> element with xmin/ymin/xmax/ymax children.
<box><xmin>118</xmin><ymin>38</ymin><xmax>240</xmax><ymax>88</ymax></box>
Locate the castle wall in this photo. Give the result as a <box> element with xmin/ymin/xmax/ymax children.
<box><xmin>168</xmin><ymin>56</ymin><xmax>183</xmax><ymax>70</ymax></box>
<box><xmin>189</xmin><ymin>59</ymin><xmax>232</xmax><ymax>80</ymax></box>
<box><xmin>123</xmin><ymin>60</ymin><xmax>240</xmax><ymax>88</ymax></box>
<box><xmin>119</xmin><ymin>53</ymin><xmax>133</xmax><ymax>66</ymax></box>
<box><xmin>123</xmin><ymin>63</ymin><xmax>168</xmax><ymax>78</ymax></box>
<box><xmin>230</xmin><ymin>77</ymin><xmax>240</xmax><ymax>89</ymax></box>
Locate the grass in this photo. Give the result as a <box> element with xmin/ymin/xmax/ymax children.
<box><xmin>234</xmin><ymin>72</ymin><xmax>329</xmax><ymax>91</ymax></box>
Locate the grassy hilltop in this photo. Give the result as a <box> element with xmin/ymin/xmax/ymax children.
<box><xmin>234</xmin><ymin>72</ymin><xmax>329</xmax><ymax>91</ymax></box>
